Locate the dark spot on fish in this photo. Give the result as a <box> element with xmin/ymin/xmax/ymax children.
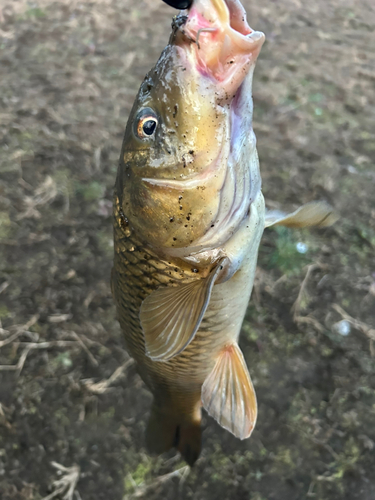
<box><xmin>170</xmin><ymin>217</ymin><xmax>174</xmax><ymax>222</ymax></box>
<box><xmin>211</xmin><ymin>224</ymin><xmax>215</xmax><ymax>227</ymax></box>
<box><xmin>119</xmin><ymin>210</ymin><xmax>129</xmax><ymax>229</ymax></box>
<box><xmin>189</xmin><ymin>150</ymin><xmax>194</xmax><ymax>155</ymax></box>
<box><xmin>186</xmin><ymin>215</ymin><xmax>190</xmax><ymax>221</ymax></box>
<box><xmin>192</xmin><ymin>268</ymin><xmax>199</xmax><ymax>273</ymax></box>
<box><xmin>173</xmin><ymin>237</ymin><xmax>177</xmax><ymax>241</ymax></box>
<box><xmin>178</xmin><ymin>195</ymin><xmax>183</xmax><ymax>200</ymax></box>
<box><xmin>173</xmin><ymin>104</ymin><xmax>178</xmax><ymax>118</ymax></box>
<box><xmin>179</xmin><ymin>205</ymin><xmax>183</xmax><ymax>210</ymax></box>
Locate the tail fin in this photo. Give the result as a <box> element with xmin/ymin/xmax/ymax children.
<box><xmin>145</xmin><ymin>401</ymin><xmax>202</xmax><ymax>466</ymax></box>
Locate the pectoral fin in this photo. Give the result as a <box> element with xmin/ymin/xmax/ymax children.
<box><xmin>140</xmin><ymin>261</ymin><xmax>224</xmax><ymax>362</ymax></box>
<box><xmin>202</xmin><ymin>343</ymin><xmax>257</xmax><ymax>439</ymax></box>
<box><xmin>265</xmin><ymin>201</ymin><xmax>338</xmax><ymax>229</ymax></box>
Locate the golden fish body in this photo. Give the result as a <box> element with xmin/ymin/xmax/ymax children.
<box><xmin>112</xmin><ymin>0</ymin><xmax>336</xmax><ymax>465</ymax></box>
<box><xmin>113</xmin><ymin>188</ymin><xmax>264</xmax><ymax>463</ymax></box>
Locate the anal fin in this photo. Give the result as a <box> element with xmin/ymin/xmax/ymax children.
<box><xmin>202</xmin><ymin>343</ymin><xmax>257</xmax><ymax>439</ymax></box>
<box><xmin>140</xmin><ymin>260</ymin><xmax>225</xmax><ymax>362</ymax></box>
<box><xmin>265</xmin><ymin>201</ymin><xmax>338</xmax><ymax>229</ymax></box>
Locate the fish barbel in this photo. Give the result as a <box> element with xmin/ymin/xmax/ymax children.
<box><xmin>112</xmin><ymin>0</ymin><xmax>336</xmax><ymax>465</ymax></box>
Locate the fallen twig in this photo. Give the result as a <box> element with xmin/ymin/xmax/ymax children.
<box><xmin>82</xmin><ymin>359</ymin><xmax>134</xmax><ymax>394</ymax></box>
<box><xmin>292</xmin><ymin>264</ymin><xmax>326</xmax><ymax>332</ymax></box>
<box><xmin>0</xmin><ymin>403</ymin><xmax>12</xmax><ymax>430</ymax></box>
<box><xmin>0</xmin><ymin>281</ymin><xmax>9</xmax><ymax>295</ymax></box>
<box><xmin>42</xmin><ymin>462</ymin><xmax>80</xmax><ymax>500</ymax></box>
<box><xmin>0</xmin><ymin>341</ymin><xmax>79</xmax><ymax>376</ymax></box>
<box><xmin>69</xmin><ymin>331</ymin><xmax>99</xmax><ymax>367</ymax></box>
<box><xmin>292</xmin><ymin>264</ymin><xmax>321</xmax><ymax>317</ymax></box>
<box><xmin>16</xmin><ymin>176</ymin><xmax>58</xmax><ymax>220</ymax></box>
<box><xmin>124</xmin><ymin>465</ymin><xmax>190</xmax><ymax>499</ymax></box>
<box><xmin>294</xmin><ymin>314</ymin><xmax>325</xmax><ymax>333</ymax></box>
<box><xmin>332</xmin><ymin>304</ymin><xmax>375</xmax><ymax>341</ymax></box>
<box><xmin>0</xmin><ymin>314</ymin><xmax>40</xmax><ymax>348</ymax></box>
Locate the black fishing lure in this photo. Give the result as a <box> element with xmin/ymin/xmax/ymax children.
<box><xmin>162</xmin><ymin>0</ymin><xmax>193</xmax><ymax>9</ymax></box>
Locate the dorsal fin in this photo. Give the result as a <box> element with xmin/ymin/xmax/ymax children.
<box><xmin>202</xmin><ymin>343</ymin><xmax>257</xmax><ymax>439</ymax></box>
<box><xmin>265</xmin><ymin>201</ymin><xmax>337</xmax><ymax>228</ymax></box>
<box><xmin>140</xmin><ymin>260</ymin><xmax>224</xmax><ymax>362</ymax></box>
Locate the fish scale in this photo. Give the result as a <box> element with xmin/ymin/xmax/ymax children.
<box><xmin>114</xmin><ymin>196</ymin><xmax>219</xmax><ymax>384</ymax></box>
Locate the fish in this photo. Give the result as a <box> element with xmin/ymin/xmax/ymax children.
<box><xmin>112</xmin><ymin>0</ymin><xmax>336</xmax><ymax>466</ymax></box>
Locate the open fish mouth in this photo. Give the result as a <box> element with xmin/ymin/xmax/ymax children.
<box><xmin>180</xmin><ymin>0</ymin><xmax>265</xmax><ymax>96</ymax></box>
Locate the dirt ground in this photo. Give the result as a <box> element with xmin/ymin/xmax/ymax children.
<box><xmin>0</xmin><ymin>0</ymin><xmax>374</xmax><ymax>498</ymax></box>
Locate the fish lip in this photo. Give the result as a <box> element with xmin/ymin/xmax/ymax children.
<box><xmin>178</xmin><ymin>0</ymin><xmax>265</xmax><ymax>89</ymax></box>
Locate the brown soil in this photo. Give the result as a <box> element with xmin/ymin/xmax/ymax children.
<box><xmin>0</xmin><ymin>0</ymin><xmax>374</xmax><ymax>499</ymax></box>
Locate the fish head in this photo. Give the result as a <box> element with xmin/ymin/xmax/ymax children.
<box><xmin>117</xmin><ymin>0</ymin><xmax>265</xmax><ymax>251</ymax></box>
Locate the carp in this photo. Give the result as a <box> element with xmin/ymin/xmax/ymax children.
<box><xmin>112</xmin><ymin>0</ymin><xmax>335</xmax><ymax>465</ymax></box>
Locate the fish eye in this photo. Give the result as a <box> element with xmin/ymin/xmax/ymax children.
<box><xmin>135</xmin><ymin>109</ymin><xmax>158</xmax><ymax>139</ymax></box>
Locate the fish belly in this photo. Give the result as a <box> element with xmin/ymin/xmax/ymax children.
<box><xmin>113</xmin><ymin>191</ymin><xmax>264</xmax><ymax>412</ymax></box>
<box><xmin>175</xmin><ymin>190</ymin><xmax>265</xmax><ymax>384</ymax></box>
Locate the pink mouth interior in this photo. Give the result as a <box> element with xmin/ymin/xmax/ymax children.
<box><xmin>225</xmin><ymin>0</ymin><xmax>253</xmax><ymax>36</ymax></box>
<box><xmin>189</xmin><ymin>0</ymin><xmax>252</xmax><ymax>35</ymax></box>
<box><xmin>182</xmin><ymin>0</ymin><xmax>263</xmax><ymax>92</ymax></box>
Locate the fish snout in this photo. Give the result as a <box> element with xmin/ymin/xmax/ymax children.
<box><xmin>180</xmin><ymin>0</ymin><xmax>265</xmax><ymax>97</ymax></box>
